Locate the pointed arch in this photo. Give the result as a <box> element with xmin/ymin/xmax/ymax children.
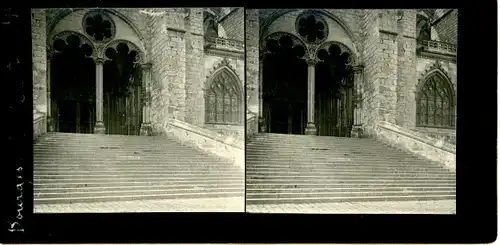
<box><xmin>416</xmin><ymin>70</ymin><xmax>456</xmax><ymax>128</ymax></box>
<box><xmin>204</xmin><ymin>65</ymin><xmax>244</xmax><ymax>125</ymax></box>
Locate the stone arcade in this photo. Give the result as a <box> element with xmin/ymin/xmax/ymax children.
<box><xmin>245</xmin><ymin>9</ymin><xmax>457</xmax><ymax>213</ymax></box>
<box><xmin>32</xmin><ymin>8</ymin><xmax>245</xmax><ymax>212</ymax></box>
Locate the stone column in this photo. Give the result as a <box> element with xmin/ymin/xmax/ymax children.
<box><xmin>140</xmin><ymin>62</ymin><xmax>153</xmax><ymax>136</ymax></box>
<box><xmin>258</xmin><ymin>60</ymin><xmax>267</xmax><ymax>132</ymax></box>
<box><xmin>46</xmin><ymin>51</ymin><xmax>54</xmax><ymax>132</ymax></box>
<box><xmin>93</xmin><ymin>57</ymin><xmax>106</xmax><ymax>134</ymax></box>
<box><xmin>304</xmin><ymin>59</ymin><xmax>317</xmax><ymax>135</ymax></box>
<box><xmin>351</xmin><ymin>65</ymin><xmax>364</xmax><ymax>138</ymax></box>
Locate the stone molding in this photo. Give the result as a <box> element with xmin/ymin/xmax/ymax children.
<box><xmin>375</xmin><ymin>120</ymin><xmax>456</xmax><ymax>171</ymax></box>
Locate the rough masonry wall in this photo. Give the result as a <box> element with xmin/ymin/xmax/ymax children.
<box><xmin>433</xmin><ymin>9</ymin><xmax>458</xmax><ymax>45</ymax></box>
<box><xmin>360</xmin><ymin>9</ymin><xmax>382</xmax><ymax>136</ymax></box>
<box><xmin>395</xmin><ymin>10</ymin><xmax>418</xmax><ymax>128</ymax></box>
<box><xmin>245</xmin><ymin>9</ymin><xmax>260</xmax><ymax>118</ymax></box>
<box><xmin>32</xmin><ymin>9</ymin><xmax>47</xmax><ymax>116</ymax></box>
<box><xmin>184</xmin><ymin>8</ymin><xmax>205</xmax><ymax>127</ymax></box>
<box><xmin>149</xmin><ymin>9</ymin><xmax>188</xmax><ymax>133</ymax></box>
<box><xmin>219</xmin><ymin>8</ymin><xmax>244</xmax><ymax>41</ymax></box>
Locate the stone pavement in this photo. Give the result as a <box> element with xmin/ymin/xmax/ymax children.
<box><xmin>34</xmin><ymin>197</ymin><xmax>244</xmax><ymax>213</ymax></box>
<box><xmin>246</xmin><ymin>200</ymin><xmax>456</xmax><ymax>214</ymax></box>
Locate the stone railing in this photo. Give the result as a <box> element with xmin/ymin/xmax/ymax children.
<box><xmin>413</xmin><ymin>127</ymin><xmax>456</xmax><ymax>145</ymax></box>
<box><xmin>374</xmin><ymin>121</ymin><xmax>456</xmax><ymax>172</ymax></box>
<box><xmin>205</xmin><ymin>37</ymin><xmax>244</xmax><ymax>52</ymax></box>
<box><xmin>246</xmin><ymin>112</ymin><xmax>258</xmax><ymax>139</ymax></box>
<box><xmin>33</xmin><ymin>111</ymin><xmax>46</xmax><ymax>141</ymax></box>
<box><xmin>418</xmin><ymin>40</ymin><xmax>457</xmax><ymax>54</ymax></box>
<box><xmin>157</xmin><ymin>118</ymin><xmax>244</xmax><ymax>170</ymax></box>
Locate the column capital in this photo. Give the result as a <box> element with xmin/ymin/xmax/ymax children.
<box><xmin>141</xmin><ymin>62</ymin><xmax>152</xmax><ymax>71</ymax></box>
<box><xmin>305</xmin><ymin>58</ymin><xmax>318</xmax><ymax>67</ymax></box>
<box><xmin>352</xmin><ymin>64</ymin><xmax>364</xmax><ymax>74</ymax></box>
<box><xmin>94</xmin><ymin>57</ymin><xmax>106</xmax><ymax>65</ymax></box>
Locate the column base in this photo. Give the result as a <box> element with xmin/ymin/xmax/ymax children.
<box><xmin>140</xmin><ymin>122</ymin><xmax>153</xmax><ymax>136</ymax></box>
<box><xmin>350</xmin><ymin>125</ymin><xmax>364</xmax><ymax>138</ymax></box>
<box><xmin>47</xmin><ymin>117</ymin><xmax>55</xmax><ymax>132</ymax></box>
<box><xmin>305</xmin><ymin>123</ymin><xmax>317</xmax><ymax>135</ymax></box>
<box><xmin>258</xmin><ymin>117</ymin><xmax>267</xmax><ymax>133</ymax></box>
<box><xmin>94</xmin><ymin>121</ymin><xmax>106</xmax><ymax>134</ymax></box>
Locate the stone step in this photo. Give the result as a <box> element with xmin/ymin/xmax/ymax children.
<box><xmin>36</xmin><ymin>186</ymin><xmax>244</xmax><ymax>199</ymax></box>
<box><xmin>35</xmin><ymin>172</ymin><xmax>244</xmax><ymax>179</ymax></box>
<box><xmin>35</xmin><ymin>175</ymin><xmax>243</xmax><ymax>181</ymax></box>
<box><xmin>246</xmin><ymin>166</ymin><xmax>450</xmax><ymax>173</ymax></box>
<box><xmin>246</xmin><ymin>162</ymin><xmax>444</xmax><ymax>169</ymax></box>
<box><xmin>34</xmin><ymin>169</ymin><xmax>241</xmax><ymax>174</ymax></box>
<box><xmin>246</xmin><ymin>186</ymin><xmax>454</xmax><ymax>193</ymax></box>
<box><xmin>245</xmin><ymin>194</ymin><xmax>456</xmax><ymax>205</ymax></box>
<box><xmin>35</xmin><ymin>191</ymin><xmax>245</xmax><ymax>204</ymax></box>
<box><xmin>246</xmin><ymin>171</ymin><xmax>453</xmax><ymax>178</ymax></box>
<box><xmin>247</xmin><ymin>189</ymin><xmax>455</xmax><ymax>197</ymax></box>
<box><xmin>35</xmin><ymin>179</ymin><xmax>243</xmax><ymax>188</ymax></box>
<box><xmin>246</xmin><ymin>182</ymin><xmax>455</xmax><ymax>188</ymax></box>
<box><xmin>246</xmin><ymin>175</ymin><xmax>454</xmax><ymax>181</ymax></box>
<box><xmin>246</xmin><ymin>179</ymin><xmax>455</xmax><ymax>184</ymax></box>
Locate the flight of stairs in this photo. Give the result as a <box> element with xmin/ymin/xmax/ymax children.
<box><xmin>34</xmin><ymin>132</ymin><xmax>244</xmax><ymax>205</ymax></box>
<box><xmin>246</xmin><ymin>133</ymin><xmax>456</xmax><ymax>205</ymax></box>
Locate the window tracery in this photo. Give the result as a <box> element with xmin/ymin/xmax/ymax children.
<box><xmin>83</xmin><ymin>11</ymin><xmax>116</xmax><ymax>42</ymax></box>
<box><xmin>205</xmin><ymin>68</ymin><xmax>242</xmax><ymax>124</ymax></box>
<box><xmin>416</xmin><ymin>72</ymin><xmax>455</xmax><ymax>128</ymax></box>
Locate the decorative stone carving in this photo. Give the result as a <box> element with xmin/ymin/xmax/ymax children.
<box><xmin>50</xmin><ymin>30</ymin><xmax>96</xmax><ymax>57</ymax></box>
<box><xmin>206</xmin><ymin>57</ymin><xmax>242</xmax><ymax>85</ymax></box>
<box><xmin>102</xmin><ymin>39</ymin><xmax>145</xmax><ymax>64</ymax></box>
<box><xmin>82</xmin><ymin>10</ymin><xmax>116</xmax><ymax>42</ymax></box>
<box><xmin>315</xmin><ymin>41</ymin><xmax>356</xmax><ymax>66</ymax></box>
<box><xmin>416</xmin><ymin>60</ymin><xmax>455</xmax><ymax>94</ymax></box>
<box><xmin>262</xmin><ymin>31</ymin><xmax>307</xmax><ymax>53</ymax></box>
<box><xmin>295</xmin><ymin>10</ymin><xmax>329</xmax><ymax>44</ymax></box>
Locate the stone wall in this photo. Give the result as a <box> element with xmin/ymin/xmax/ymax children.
<box><xmin>32</xmin><ymin>9</ymin><xmax>47</xmax><ymax>116</ymax></box>
<box><xmin>184</xmin><ymin>8</ymin><xmax>205</xmax><ymax>127</ymax></box>
<box><xmin>433</xmin><ymin>9</ymin><xmax>458</xmax><ymax>45</ymax></box>
<box><xmin>395</xmin><ymin>10</ymin><xmax>418</xmax><ymax>129</ymax></box>
<box><xmin>360</xmin><ymin>9</ymin><xmax>382</xmax><ymax>136</ymax></box>
<box><xmin>219</xmin><ymin>8</ymin><xmax>244</xmax><ymax>42</ymax></box>
<box><xmin>245</xmin><ymin>9</ymin><xmax>260</xmax><ymax>117</ymax></box>
<box><xmin>149</xmin><ymin>9</ymin><xmax>188</xmax><ymax>132</ymax></box>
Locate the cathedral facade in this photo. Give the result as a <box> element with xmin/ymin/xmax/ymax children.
<box><xmin>32</xmin><ymin>7</ymin><xmax>245</xmax><ymax>141</ymax></box>
<box><xmin>245</xmin><ymin>9</ymin><xmax>457</xmax><ymax>144</ymax></box>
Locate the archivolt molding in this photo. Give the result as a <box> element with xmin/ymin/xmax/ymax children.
<box><xmin>261</xmin><ymin>31</ymin><xmax>310</xmax><ymax>60</ymax></box>
<box><xmin>48</xmin><ymin>8</ymin><xmax>145</xmax><ymax>42</ymax></box>
<box><xmin>259</xmin><ymin>9</ymin><xmax>360</xmax><ymax>58</ymax></box>
<box><xmin>416</xmin><ymin>60</ymin><xmax>456</xmax><ymax>98</ymax></box>
<box><xmin>315</xmin><ymin>41</ymin><xmax>357</xmax><ymax>66</ymax></box>
<box><xmin>48</xmin><ymin>8</ymin><xmax>149</xmax><ymax>62</ymax></box>
<box><xmin>205</xmin><ymin>58</ymin><xmax>243</xmax><ymax>98</ymax></box>
<box><xmin>48</xmin><ymin>30</ymin><xmax>96</xmax><ymax>56</ymax></box>
<box><xmin>103</xmin><ymin>39</ymin><xmax>145</xmax><ymax>64</ymax></box>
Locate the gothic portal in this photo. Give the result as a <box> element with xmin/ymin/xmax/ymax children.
<box><xmin>259</xmin><ymin>10</ymin><xmax>361</xmax><ymax>137</ymax></box>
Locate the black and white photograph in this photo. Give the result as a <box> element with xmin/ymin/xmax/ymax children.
<box><xmin>245</xmin><ymin>9</ymin><xmax>457</xmax><ymax>214</ymax></box>
<box><xmin>32</xmin><ymin>7</ymin><xmax>245</xmax><ymax>213</ymax></box>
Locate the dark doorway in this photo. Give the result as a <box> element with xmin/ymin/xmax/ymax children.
<box><xmin>51</xmin><ymin>34</ymin><xmax>96</xmax><ymax>134</ymax></box>
<box><xmin>103</xmin><ymin>43</ymin><xmax>143</xmax><ymax>135</ymax></box>
<box><xmin>262</xmin><ymin>35</ymin><xmax>308</xmax><ymax>135</ymax></box>
<box><xmin>315</xmin><ymin>44</ymin><xmax>354</xmax><ymax>137</ymax></box>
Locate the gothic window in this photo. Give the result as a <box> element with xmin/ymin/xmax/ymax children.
<box><xmin>416</xmin><ymin>73</ymin><xmax>455</xmax><ymax>128</ymax></box>
<box><xmin>205</xmin><ymin>69</ymin><xmax>241</xmax><ymax>125</ymax></box>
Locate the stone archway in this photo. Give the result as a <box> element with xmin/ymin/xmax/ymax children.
<box><xmin>259</xmin><ymin>10</ymin><xmax>364</xmax><ymax>137</ymax></box>
<box><xmin>47</xmin><ymin>9</ymin><xmax>152</xmax><ymax>135</ymax></box>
